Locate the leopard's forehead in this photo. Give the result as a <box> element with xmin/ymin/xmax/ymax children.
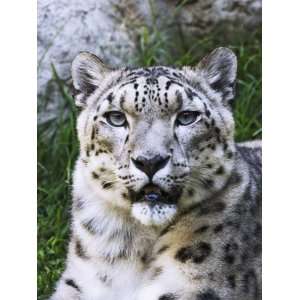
<box><xmin>97</xmin><ymin>66</ymin><xmax>208</xmax><ymax>117</ymax></box>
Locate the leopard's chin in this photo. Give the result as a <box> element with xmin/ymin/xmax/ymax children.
<box><xmin>131</xmin><ymin>201</ymin><xmax>178</xmax><ymax>226</ymax></box>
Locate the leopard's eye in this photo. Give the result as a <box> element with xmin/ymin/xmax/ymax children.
<box><xmin>104</xmin><ymin>111</ymin><xmax>127</xmax><ymax>127</ymax></box>
<box><xmin>176</xmin><ymin>111</ymin><xmax>200</xmax><ymax>126</ymax></box>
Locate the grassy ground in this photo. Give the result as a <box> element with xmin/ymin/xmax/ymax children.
<box><xmin>37</xmin><ymin>24</ymin><xmax>261</xmax><ymax>299</ymax></box>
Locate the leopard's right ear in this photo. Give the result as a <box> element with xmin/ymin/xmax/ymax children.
<box><xmin>71</xmin><ymin>52</ymin><xmax>112</xmax><ymax>107</ymax></box>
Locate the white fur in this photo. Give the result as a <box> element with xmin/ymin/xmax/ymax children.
<box><xmin>132</xmin><ymin>202</ymin><xmax>177</xmax><ymax>226</ymax></box>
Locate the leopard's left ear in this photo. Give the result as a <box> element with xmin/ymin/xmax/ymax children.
<box><xmin>197</xmin><ymin>47</ymin><xmax>237</xmax><ymax>105</ymax></box>
<box><xmin>71</xmin><ymin>52</ymin><xmax>112</xmax><ymax>108</ymax></box>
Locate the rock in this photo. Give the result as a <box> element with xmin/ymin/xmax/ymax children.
<box><xmin>38</xmin><ymin>0</ymin><xmax>139</xmax><ymax>95</ymax></box>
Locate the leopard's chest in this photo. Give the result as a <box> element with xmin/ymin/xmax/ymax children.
<box><xmin>74</xmin><ymin>258</ymin><xmax>145</xmax><ymax>300</ymax></box>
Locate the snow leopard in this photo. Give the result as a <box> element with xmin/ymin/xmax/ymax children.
<box><xmin>50</xmin><ymin>47</ymin><xmax>261</xmax><ymax>300</ymax></box>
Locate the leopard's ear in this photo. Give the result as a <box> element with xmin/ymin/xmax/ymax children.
<box><xmin>71</xmin><ymin>52</ymin><xmax>112</xmax><ymax>107</ymax></box>
<box><xmin>197</xmin><ymin>47</ymin><xmax>237</xmax><ymax>105</ymax></box>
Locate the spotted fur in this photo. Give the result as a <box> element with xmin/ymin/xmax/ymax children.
<box><xmin>50</xmin><ymin>48</ymin><xmax>261</xmax><ymax>300</ymax></box>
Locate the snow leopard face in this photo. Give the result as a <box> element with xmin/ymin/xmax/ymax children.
<box><xmin>72</xmin><ymin>48</ymin><xmax>237</xmax><ymax>226</ymax></box>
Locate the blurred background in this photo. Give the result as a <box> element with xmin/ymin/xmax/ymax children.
<box><xmin>37</xmin><ymin>0</ymin><xmax>261</xmax><ymax>299</ymax></box>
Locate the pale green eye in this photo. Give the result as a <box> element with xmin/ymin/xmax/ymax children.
<box><xmin>176</xmin><ymin>111</ymin><xmax>200</xmax><ymax>126</ymax></box>
<box><xmin>104</xmin><ymin>111</ymin><xmax>127</xmax><ymax>127</ymax></box>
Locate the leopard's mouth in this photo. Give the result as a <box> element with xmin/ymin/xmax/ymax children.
<box><xmin>129</xmin><ymin>184</ymin><xmax>181</xmax><ymax>207</ymax></box>
<box><xmin>130</xmin><ymin>184</ymin><xmax>181</xmax><ymax>226</ymax></box>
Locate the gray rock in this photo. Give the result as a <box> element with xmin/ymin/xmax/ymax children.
<box><xmin>38</xmin><ymin>0</ymin><xmax>138</xmax><ymax>95</ymax></box>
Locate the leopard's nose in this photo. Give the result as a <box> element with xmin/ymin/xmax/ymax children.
<box><xmin>131</xmin><ymin>155</ymin><xmax>170</xmax><ymax>179</ymax></box>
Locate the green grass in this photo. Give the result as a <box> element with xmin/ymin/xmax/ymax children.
<box><xmin>37</xmin><ymin>23</ymin><xmax>261</xmax><ymax>299</ymax></box>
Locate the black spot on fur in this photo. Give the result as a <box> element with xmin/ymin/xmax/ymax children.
<box><xmin>107</xmin><ymin>92</ymin><xmax>114</xmax><ymax>103</ymax></box>
<box><xmin>92</xmin><ymin>172</ymin><xmax>99</xmax><ymax>179</ymax></box>
<box><xmin>159</xmin><ymin>226</ymin><xmax>171</xmax><ymax>237</ymax></box>
<box><xmin>81</xmin><ymin>218</ymin><xmax>98</xmax><ymax>235</ymax></box>
<box><xmin>209</xmin><ymin>144</ymin><xmax>216</xmax><ymax>151</ymax></box>
<box><xmin>198</xmin><ymin>201</ymin><xmax>226</xmax><ymax>216</ymax></box>
<box><xmin>75</xmin><ymin>239</ymin><xmax>88</xmax><ymax>259</ymax></box>
<box><xmin>86</xmin><ymin>147</ymin><xmax>90</xmax><ymax>157</ymax></box>
<box><xmin>196</xmin><ymin>289</ymin><xmax>220</xmax><ymax>300</ymax></box>
<box><xmin>91</xmin><ymin>126</ymin><xmax>96</xmax><ymax>140</ymax></box>
<box><xmin>165</xmin><ymin>81</ymin><xmax>173</xmax><ymax>90</ymax></box>
<box><xmin>175</xmin><ymin>246</ymin><xmax>192</xmax><ymax>263</ymax></box>
<box><xmin>120</xmin><ymin>94</ymin><xmax>126</xmax><ymax>109</ymax></box>
<box><xmin>173</xmin><ymin>132</ymin><xmax>179</xmax><ymax>143</ymax></box>
<box><xmin>140</xmin><ymin>253</ymin><xmax>148</xmax><ymax>264</ymax></box>
<box><xmin>227</xmin><ymin>171</ymin><xmax>242</xmax><ymax>185</ymax></box>
<box><xmin>213</xmin><ymin>224</ymin><xmax>224</xmax><ymax>233</ymax></box>
<box><xmin>226</xmin><ymin>151</ymin><xmax>233</xmax><ymax>159</ymax></box>
<box><xmin>175</xmin><ymin>242</ymin><xmax>211</xmax><ymax>264</ymax></box>
<box><xmin>120</xmin><ymin>79</ymin><xmax>137</xmax><ymax>88</ymax></box>
<box><xmin>194</xmin><ymin>225</ymin><xmax>209</xmax><ymax>234</ymax></box>
<box><xmin>175</xmin><ymin>91</ymin><xmax>183</xmax><ymax>110</ymax></box>
<box><xmin>202</xmin><ymin>179</ymin><xmax>214</xmax><ymax>189</ymax></box>
<box><xmin>65</xmin><ymin>279</ymin><xmax>81</xmax><ymax>292</ymax></box>
<box><xmin>193</xmin><ymin>242</ymin><xmax>212</xmax><ymax>264</ymax></box>
<box><xmin>157</xmin><ymin>245</ymin><xmax>169</xmax><ymax>254</ymax></box>
<box><xmin>185</xmin><ymin>88</ymin><xmax>196</xmax><ymax>101</ymax></box>
<box><xmin>223</xmin><ymin>242</ymin><xmax>238</xmax><ymax>264</ymax></box>
<box><xmin>124</xmin><ymin>135</ymin><xmax>129</xmax><ymax>144</ymax></box>
<box><xmin>158</xmin><ymin>293</ymin><xmax>178</xmax><ymax>300</ymax></box>
<box><xmin>102</xmin><ymin>182</ymin><xmax>113</xmax><ymax>189</ymax></box>
<box><xmin>215</xmin><ymin>166</ymin><xmax>224</xmax><ymax>175</ymax></box>
<box><xmin>205</xmin><ymin>110</ymin><xmax>211</xmax><ymax>118</ymax></box>
<box><xmin>181</xmin><ymin>200</ymin><xmax>226</xmax><ymax>220</ymax></box>
<box><xmin>204</xmin><ymin>121</ymin><xmax>210</xmax><ymax>129</ymax></box>
<box><xmin>188</xmin><ymin>188</ymin><xmax>195</xmax><ymax>197</ymax></box>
